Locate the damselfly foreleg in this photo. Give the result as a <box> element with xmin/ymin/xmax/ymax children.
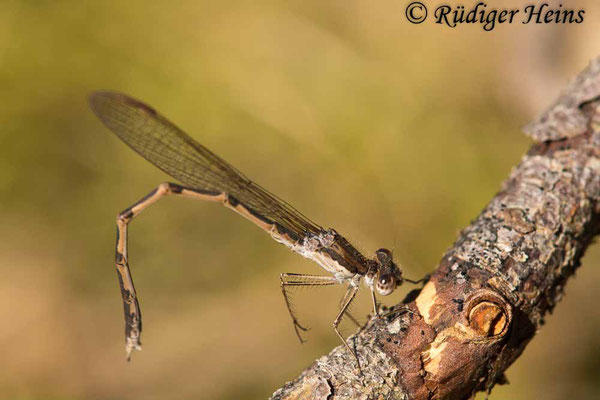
<box><xmin>370</xmin><ymin>289</ymin><xmax>380</xmax><ymax>317</ymax></box>
<box><xmin>280</xmin><ymin>273</ymin><xmax>341</xmax><ymax>342</ymax></box>
<box><xmin>372</xmin><ymin>277</ymin><xmax>428</xmax><ymax>323</ymax></box>
<box><xmin>405</xmin><ymin>275</ymin><xmax>430</xmax><ymax>285</ymax></box>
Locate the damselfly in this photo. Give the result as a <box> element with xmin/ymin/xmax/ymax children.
<box><xmin>90</xmin><ymin>92</ymin><xmax>421</xmax><ymax>361</ymax></box>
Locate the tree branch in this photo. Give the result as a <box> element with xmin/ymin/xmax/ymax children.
<box><xmin>270</xmin><ymin>57</ymin><xmax>600</xmax><ymax>400</ymax></box>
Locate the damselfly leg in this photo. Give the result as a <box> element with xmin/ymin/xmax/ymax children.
<box><xmin>279</xmin><ymin>273</ymin><xmax>341</xmax><ymax>342</ymax></box>
<box><xmin>404</xmin><ymin>275</ymin><xmax>430</xmax><ymax>285</ymax></box>
<box><xmin>333</xmin><ymin>276</ymin><xmax>361</xmax><ymax>364</ymax></box>
<box><xmin>370</xmin><ymin>289</ymin><xmax>380</xmax><ymax>317</ymax></box>
<box><xmin>281</xmin><ymin>273</ymin><xmax>365</xmax><ymax>362</ymax></box>
<box><xmin>374</xmin><ymin>276</ymin><xmax>429</xmax><ymax>322</ymax></box>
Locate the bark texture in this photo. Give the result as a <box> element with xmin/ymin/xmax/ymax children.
<box><xmin>270</xmin><ymin>58</ymin><xmax>600</xmax><ymax>400</ymax></box>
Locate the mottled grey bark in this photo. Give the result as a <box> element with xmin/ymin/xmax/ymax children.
<box><xmin>270</xmin><ymin>58</ymin><xmax>600</xmax><ymax>400</ymax></box>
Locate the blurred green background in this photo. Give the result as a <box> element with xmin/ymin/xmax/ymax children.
<box><xmin>1</xmin><ymin>1</ymin><xmax>599</xmax><ymax>399</ymax></box>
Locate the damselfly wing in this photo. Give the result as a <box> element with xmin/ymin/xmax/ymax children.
<box><xmin>90</xmin><ymin>92</ymin><xmax>413</xmax><ymax>361</ymax></box>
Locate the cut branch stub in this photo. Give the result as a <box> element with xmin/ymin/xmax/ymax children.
<box><xmin>468</xmin><ymin>291</ymin><xmax>511</xmax><ymax>337</ymax></box>
<box><xmin>468</xmin><ymin>300</ymin><xmax>508</xmax><ymax>338</ymax></box>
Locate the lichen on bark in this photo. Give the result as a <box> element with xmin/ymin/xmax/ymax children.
<box><xmin>271</xmin><ymin>57</ymin><xmax>600</xmax><ymax>400</ymax></box>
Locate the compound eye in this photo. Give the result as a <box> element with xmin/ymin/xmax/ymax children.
<box><xmin>375</xmin><ymin>248</ymin><xmax>393</xmax><ymax>264</ymax></box>
<box><xmin>376</xmin><ymin>274</ymin><xmax>395</xmax><ymax>296</ymax></box>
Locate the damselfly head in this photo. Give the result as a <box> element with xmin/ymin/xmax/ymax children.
<box><xmin>374</xmin><ymin>248</ymin><xmax>403</xmax><ymax>296</ymax></box>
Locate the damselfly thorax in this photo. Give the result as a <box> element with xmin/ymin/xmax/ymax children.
<box><xmin>90</xmin><ymin>92</ymin><xmax>421</xmax><ymax>362</ymax></box>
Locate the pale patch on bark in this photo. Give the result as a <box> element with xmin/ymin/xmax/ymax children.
<box><xmin>415</xmin><ymin>282</ymin><xmax>437</xmax><ymax>324</ymax></box>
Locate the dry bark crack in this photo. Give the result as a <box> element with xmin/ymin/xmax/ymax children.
<box><xmin>270</xmin><ymin>57</ymin><xmax>600</xmax><ymax>400</ymax></box>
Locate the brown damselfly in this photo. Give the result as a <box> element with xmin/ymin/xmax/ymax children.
<box><xmin>90</xmin><ymin>91</ymin><xmax>422</xmax><ymax>362</ymax></box>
